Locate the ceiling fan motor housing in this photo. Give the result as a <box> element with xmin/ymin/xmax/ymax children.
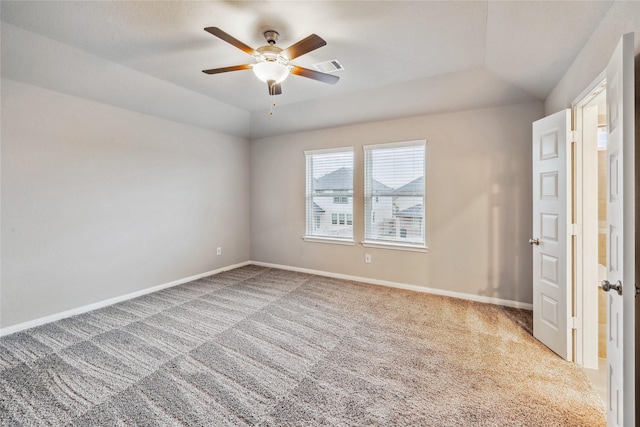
<box><xmin>256</xmin><ymin>45</ymin><xmax>284</xmax><ymax>60</ymax></box>
<box><xmin>263</xmin><ymin>30</ymin><xmax>279</xmax><ymax>45</ymax></box>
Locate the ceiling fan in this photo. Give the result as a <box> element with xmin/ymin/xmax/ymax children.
<box><xmin>202</xmin><ymin>27</ymin><xmax>339</xmax><ymax>96</ymax></box>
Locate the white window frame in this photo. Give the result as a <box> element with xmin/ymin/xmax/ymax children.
<box><xmin>363</xmin><ymin>139</ymin><xmax>427</xmax><ymax>251</ymax></box>
<box><xmin>304</xmin><ymin>147</ymin><xmax>355</xmax><ymax>245</ymax></box>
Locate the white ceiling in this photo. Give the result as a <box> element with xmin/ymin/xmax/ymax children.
<box><xmin>0</xmin><ymin>1</ymin><xmax>614</xmax><ymax>139</ymax></box>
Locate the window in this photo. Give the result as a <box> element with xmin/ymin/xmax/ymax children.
<box><xmin>364</xmin><ymin>140</ymin><xmax>426</xmax><ymax>248</ymax></box>
<box><xmin>333</xmin><ymin>196</ymin><xmax>348</xmax><ymax>204</ymax></box>
<box><xmin>305</xmin><ymin>147</ymin><xmax>354</xmax><ymax>241</ymax></box>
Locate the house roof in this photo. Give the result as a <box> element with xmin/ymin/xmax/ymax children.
<box><xmin>395</xmin><ymin>176</ymin><xmax>424</xmax><ymax>194</ymax></box>
<box><xmin>372</xmin><ymin>179</ymin><xmax>394</xmax><ymax>193</ymax></box>
<box><xmin>315</xmin><ymin>167</ymin><xmax>353</xmax><ymax>191</ymax></box>
<box><xmin>396</xmin><ymin>204</ymin><xmax>423</xmax><ymax>218</ymax></box>
<box><xmin>313</xmin><ymin>202</ymin><xmax>325</xmax><ymax>213</ymax></box>
<box><xmin>316</xmin><ymin>167</ymin><xmax>392</xmax><ymax>192</ymax></box>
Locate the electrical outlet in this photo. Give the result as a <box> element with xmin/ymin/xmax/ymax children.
<box><xmin>216</xmin><ymin>247</ymin><xmax>222</xmax><ymax>256</ymax></box>
<box><xmin>365</xmin><ymin>254</ymin><xmax>371</xmax><ymax>264</ymax></box>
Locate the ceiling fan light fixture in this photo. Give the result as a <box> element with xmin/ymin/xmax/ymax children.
<box><xmin>203</xmin><ymin>27</ymin><xmax>339</xmax><ymax>99</ymax></box>
<box><xmin>252</xmin><ymin>61</ymin><xmax>289</xmax><ymax>84</ymax></box>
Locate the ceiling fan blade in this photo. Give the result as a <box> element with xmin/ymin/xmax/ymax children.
<box><xmin>202</xmin><ymin>64</ymin><xmax>252</xmax><ymax>75</ymax></box>
<box><xmin>268</xmin><ymin>83</ymin><xmax>283</xmax><ymax>96</ymax></box>
<box><xmin>281</xmin><ymin>34</ymin><xmax>326</xmax><ymax>60</ymax></box>
<box><xmin>204</xmin><ymin>27</ymin><xmax>255</xmax><ymax>55</ymax></box>
<box><xmin>290</xmin><ymin>66</ymin><xmax>339</xmax><ymax>85</ymax></box>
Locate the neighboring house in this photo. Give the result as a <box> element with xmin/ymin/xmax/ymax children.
<box><xmin>312</xmin><ymin>167</ymin><xmax>355</xmax><ymax>237</ymax></box>
<box><xmin>312</xmin><ymin>202</ymin><xmax>325</xmax><ymax>231</ymax></box>
<box><xmin>312</xmin><ymin>167</ymin><xmax>396</xmax><ymax>238</ymax></box>
<box><xmin>394</xmin><ymin>203</ymin><xmax>424</xmax><ymax>240</ymax></box>
<box><xmin>391</xmin><ymin>176</ymin><xmax>424</xmax><ymax>240</ymax></box>
<box><xmin>312</xmin><ymin>168</ymin><xmax>424</xmax><ymax>241</ymax></box>
<box><xmin>369</xmin><ymin>179</ymin><xmax>394</xmax><ymax>238</ymax></box>
<box><xmin>371</xmin><ymin>176</ymin><xmax>424</xmax><ymax>241</ymax></box>
<box><xmin>393</xmin><ymin>176</ymin><xmax>424</xmax><ymax>212</ymax></box>
<box><xmin>370</xmin><ymin>196</ymin><xmax>394</xmax><ymax>238</ymax></box>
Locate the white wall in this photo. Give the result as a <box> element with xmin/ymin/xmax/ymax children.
<box><xmin>545</xmin><ymin>1</ymin><xmax>640</xmax><ymax>114</ymax></box>
<box><xmin>250</xmin><ymin>101</ymin><xmax>543</xmax><ymax>305</ymax></box>
<box><xmin>1</xmin><ymin>79</ymin><xmax>251</xmax><ymax>329</ymax></box>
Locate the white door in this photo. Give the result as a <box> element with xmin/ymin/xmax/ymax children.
<box><xmin>603</xmin><ymin>32</ymin><xmax>635</xmax><ymax>427</ymax></box>
<box><xmin>531</xmin><ymin>109</ymin><xmax>572</xmax><ymax>360</ymax></box>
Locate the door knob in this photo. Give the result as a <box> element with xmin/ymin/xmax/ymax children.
<box><xmin>529</xmin><ymin>238</ymin><xmax>540</xmax><ymax>245</ymax></box>
<box><xmin>601</xmin><ymin>280</ymin><xmax>623</xmax><ymax>296</ymax></box>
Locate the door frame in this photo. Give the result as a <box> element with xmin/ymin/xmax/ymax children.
<box><xmin>572</xmin><ymin>71</ymin><xmax>606</xmax><ymax>369</ymax></box>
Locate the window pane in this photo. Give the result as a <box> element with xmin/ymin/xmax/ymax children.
<box><xmin>364</xmin><ymin>141</ymin><xmax>425</xmax><ymax>246</ymax></box>
<box><xmin>333</xmin><ymin>196</ymin><xmax>348</xmax><ymax>204</ymax></box>
<box><xmin>306</xmin><ymin>148</ymin><xmax>354</xmax><ymax>239</ymax></box>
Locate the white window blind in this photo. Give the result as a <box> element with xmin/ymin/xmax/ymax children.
<box><xmin>364</xmin><ymin>140</ymin><xmax>426</xmax><ymax>247</ymax></box>
<box><xmin>305</xmin><ymin>147</ymin><xmax>354</xmax><ymax>241</ymax></box>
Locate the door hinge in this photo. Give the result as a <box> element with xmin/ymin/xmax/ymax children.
<box><xmin>571</xmin><ymin>317</ymin><xmax>582</xmax><ymax>330</ymax></box>
<box><xmin>568</xmin><ymin>223</ymin><xmax>581</xmax><ymax>236</ymax></box>
<box><xmin>571</xmin><ymin>130</ymin><xmax>581</xmax><ymax>144</ymax></box>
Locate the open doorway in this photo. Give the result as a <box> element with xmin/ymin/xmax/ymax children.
<box><xmin>543</xmin><ymin>36</ymin><xmax>637</xmax><ymax>424</ymax></box>
<box><xmin>573</xmin><ymin>78</ymin><xmax>607</xmax><ymax>406</ymax></box>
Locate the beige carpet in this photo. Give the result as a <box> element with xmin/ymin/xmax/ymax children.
<box><xmin>0</xmin><ymin>265</ymin><xmax>606</xmax><ymax>425</ymax></box>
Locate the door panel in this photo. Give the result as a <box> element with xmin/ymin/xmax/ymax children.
<box><xmin>604</xmin><ymin>32</ymin><xmax>635</xmax><ymax>427</ymax></box>
<box><xmin>532</xmin><ymin>109</ymin><xmax>572</xmax><ymax>360</ymax></box>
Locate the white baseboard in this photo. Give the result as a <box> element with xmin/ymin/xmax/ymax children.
<box><xmin>251</xmin><ymin>261</ymin><xmax>533</xmax><ymax>311</ymax></box>
<box><xmin>0</xmin><ymin>261</ymin><xmax>251</xmax><ymax>337</ymax></box>
<box><xmin>0</xmin><ymin>259</ymin><xmax>532</xmax><ymax>337</ymax></box>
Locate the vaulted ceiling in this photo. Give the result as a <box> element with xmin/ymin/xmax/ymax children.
<box><xmin>1</xmin><ymin>1</ymin><xmax>614</xmax><ymax>139</ymax></box>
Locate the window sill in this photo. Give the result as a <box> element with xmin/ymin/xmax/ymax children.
<box><xmin>303</xmin><ymin>236</ymin><xmax>355</xmax><ymax>246</ymax></box>
<box><xmin>361</xmin><ymin>240</ymin><xmax>428</xmax><ymax>252</ymax></box>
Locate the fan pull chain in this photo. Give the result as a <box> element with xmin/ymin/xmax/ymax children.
<box><xmin>269</xmin><ymin>88</ymin><xmax>276</xmax><ymax>115</ymax></box>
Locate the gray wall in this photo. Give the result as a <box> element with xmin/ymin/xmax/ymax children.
<box><xmin>250</xmin><ymin>101</ymin><xmax>543</xmax><ymax>305</ymax></box>
<box><xmin>1</xmin><ymin>79</ymin><xmax>251</xmax><ymax>328</ymax></box>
